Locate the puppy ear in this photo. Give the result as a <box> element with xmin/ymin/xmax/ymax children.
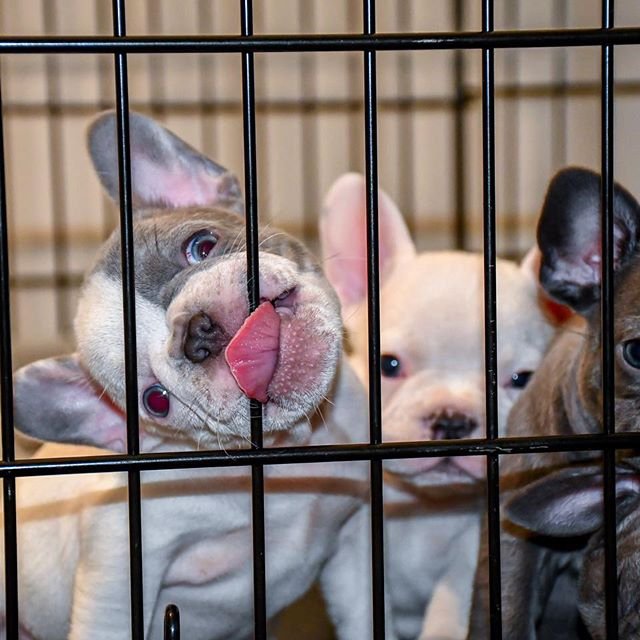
<box><xmin>537</xmin><ymin>167</ymin><xmax>640</xmax><ymax>314</ymax></box>
<box><xmin>319</xmin><ymin>173</ymin><xmax>416</xmax><ymax>310</ymax></box>
<box><xmin>506</xmin><ymin>465</ymin><xmax>640</xmax><ymax>538</ymax></box>
<box><xmin>13</xmin><ymin>354</ymin><xmax>130</xmax><ymax>453</ymax></box>
<box><xmin>505</xmin><ymin>466</ymin><xmax>606</xmax><ymax>537</ymax></box>
<box><xmin>88</xmin><ymin>110</ymin><xmax>244</xmax><ymax>214</ymax></box>
<box><xmin>519</xmin><ymin>246</ymin><xmax>574</xmax><ymax>325</ymax></box>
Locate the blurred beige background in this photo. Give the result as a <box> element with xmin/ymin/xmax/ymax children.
<box><xmin>3</xmin><ymin>0</ymin><xmax>640</xmax><ymax>366</ymax></box>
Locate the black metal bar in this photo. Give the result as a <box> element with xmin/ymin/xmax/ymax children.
<box><xmin>0</xmin><ymin>432</ymin><xmax>639</xmax><ymax>478</ymax></box>
<box><xmin>111</xmin><ymin>1</ymin><xmax>144</xmax><ymax>638</ymax></box>
<box><xmin>482</xmin><ymin>0</ymin><xmax>502</xmax><ymax>637</ymax></box>
<box><xmin>362</xmin><ymin>1</ymin><xmax>386</xmax><ymax>637</ymax></box>
<box><xmin>1</xmin><ymin>28</ymin><xmax>640</xmax><ymax>55</ymax></box>
<box><xmin>163</xmin><ymin>604</ymin><xmax>180</xmax><ymax>640</ymax></box>
<box><xmin>601</xmin><ymin>1</ymin><xmax>618</xmax><ymax>637</ymax></box>
<box><xmin>240</xmin><ymin>1</ymin><xmax>267</xmax><ymax>636</ymax></box>
<box><xmin>0</xmin><ymin>71</ymin><xmax>19</xmax><ymax>640</ymax></box>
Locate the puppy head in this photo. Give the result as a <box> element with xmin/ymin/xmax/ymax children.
<box><xmin>505</xmin><ymin>463</ymin><xmax>640</xmax><ymax>640</ymax></box>
<box><xmin>13</xmin><ymin>111</ymin><xmax>342</xmax><ymax>451</ymax></box>
<box><xmin>321</xmin><ymin>174</ymin><xmax>556</xmax><ymax>486</ymax></box>
<box><xmin>537</xmin><ymin>167</ymin><xmax>640</xmax><ymax>434</ymax></box>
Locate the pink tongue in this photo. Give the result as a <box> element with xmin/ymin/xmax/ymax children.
<box><xmin>225</xmin><ymin>302</ymin><xmax>281</xmax><ymax>403</ymax></box>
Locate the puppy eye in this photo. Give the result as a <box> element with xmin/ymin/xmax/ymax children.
<box><xmin>623</xmin><ymin>340</ymin><xmax>640</xmax><ymax>369</ymax></box>
<box><xmin>183</xmin><ymin>230</ymin><xmax>218</xmax><ymax>264</ymax></box>
<box><xmin>509</xmin><ymin>370</ymin><xmax>533</xmax><ymax>389</ymax></box>
<box><xmin>381</xmin><ymin>354</ymin><xmax>402</xmax><ymax>378</ymax></box>
<box><xmin>143</xmin><ymin>383</ymin><xmax>170</xmax><ymax>417</ymax></box>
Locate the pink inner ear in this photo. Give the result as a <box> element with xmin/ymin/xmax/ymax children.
<box><xmin>132</xmin><ymin>156</ymin><xmax>223</xmax><ymax>208</ymax></box>
<box><xmin>321</xmin><ymin>174</ymin><xmax>416</xmax><ymax>309</ymax></box>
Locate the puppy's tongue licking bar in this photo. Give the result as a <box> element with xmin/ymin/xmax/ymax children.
<box><xmin>225</xmin><ymin>302</ymin><xmax>281</xmax><ymax>403</ymax></box>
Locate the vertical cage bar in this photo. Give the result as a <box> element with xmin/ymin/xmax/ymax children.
<box><xmin>482</xmin><ymin>0</ymin><xmax>502</xmax><ymax>637</ymax></box>
<box><xmin>362</xmin><ymin>1</ymin><xmax>386</xmax><ymax>638</ymax></box>
<box><xmin>240</xmin><ymin>1</ymin><xmax>267</xmax><ymax>636</ymax></box>
<box><xmin>601</xmin><ymin>0</ymin><xmax>618</xmax><ymax>637</ymax></box>
<box><xmin>164</xmin><ymin>604</ymin><xmax>180</xmax><ymax>640</ymax></box>
<box><xmin>0</xmin><ymin>75</ymin><xmax>19</xmax><ymax>640</ymax></box>
<box><xmin>452</xmin><ymin>0</ymin><xmax>467</xmax><ymax>250</ymax></box>
<box><xmin>111</xmin><ymin>1</ymin><xmax>145</xmax><ymax>637</ymax></box>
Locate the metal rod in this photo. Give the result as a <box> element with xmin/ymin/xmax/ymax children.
<box><xmin>601</xmin><ymin>1</ymin><xmax>618</xmax><ymax>637</ymax></box>
<box><xmin>0</xmin><ymin>431</ymin><xmax>638</xmax><ymax>478</ymax></box>
<box><xmin>362</xmin><ymin>2</ymin><xmax>386</xmax><ymax>636</ymax></box>
<box><xmin>0</xmin><ymin>28</ymin><xmax>639</xmax><ymax>55</ymax></box>
<box><xmin>111</xmin><ymin>1</ymin><xmax>144</xmax><ymax>637</ymax></box>
<box><xmin>481</xmin><ymin>0</ymin><xmax>502</xmax><ymax>637</ymax></box>
<box><xmin>240</xmin><ymin>1</ymin><xmax>267</xmax><ymax>636</ymax></box>
<box><xmin>163</xmin><ymin>604</ymin><xmax>180</xmax><ymax>640</ymax></box>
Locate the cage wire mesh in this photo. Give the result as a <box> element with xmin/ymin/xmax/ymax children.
<box><xmin>0</xmin><ymin>0</ymin><xmax>640</xmax><ymax>639</ymax></box>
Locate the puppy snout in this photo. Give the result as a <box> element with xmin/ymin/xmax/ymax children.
<box><xmin>429</xmin><ymin>410</ymin><xmax>477</xmax><ymax>440</ymax></box>
<box><xmin>184</xmin><ymin>312</ymin><xmax>230</xmax><ymax>363</ymax></box>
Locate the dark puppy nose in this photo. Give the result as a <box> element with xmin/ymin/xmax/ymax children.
<box><xmin>431</xmin><ymin>411</ymin><xmax>477</xmax><ymax>440</ymax></box>
<box><xmin>184</xmin><ymin>312</ymin><xmax>229</xmax><ymax>363</ymax></box>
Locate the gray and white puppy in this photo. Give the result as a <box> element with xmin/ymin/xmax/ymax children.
<box><xmin>3</xmin><ymin>112</ymin><xmax>381</xmax><ymax>640</ymax></box>
<box><xmin>468</xmin><ymin>167</ymin><xmax>640</xmax><ymax>639</ymax></box>
<box><xmin>505</xmin><ymin>462</ymin><xmax>640</xmax><ymax>640</ymax></box>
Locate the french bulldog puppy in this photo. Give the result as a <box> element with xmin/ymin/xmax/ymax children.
<box><xmin>320</xmin><ymin>175</ymin><xmax>557</xmax><ymax>639</ymax></box>
<box><xmin>3</xmin><ymin>112</ymin><xmax>382</xmax><ymax>640</ymax></box>
<box><xmin>505</xmin><ymin>462</ymin><xmax>640</xmax><ymax>640</ymax></box>
<box><xmin>468</xmin><ymin>167</ymin><xmax>640</xmax><ymax>639</ymax></box>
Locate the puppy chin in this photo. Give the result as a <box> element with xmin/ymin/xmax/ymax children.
<box><xmin>384</xmin><ymin>456</ymin><xmax>485</xmax><ymax>487</ymax></box>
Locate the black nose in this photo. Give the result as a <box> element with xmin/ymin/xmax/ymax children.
<box><xmin>184</xmin><ymin>312</ymin><xmax>229</xmax><ymax>363</ymax></box>
<box><xmin>431</xmin><ymin>411</ymin><xmax>477</xmax><ymax>440</ymax></box>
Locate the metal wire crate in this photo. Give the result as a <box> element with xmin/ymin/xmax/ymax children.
<box><xmin>1</xmin><ymin>1</ymin><xmax>640</xmax><ymax>638</ymax></box>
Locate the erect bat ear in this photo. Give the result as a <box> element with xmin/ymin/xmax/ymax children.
<box><xmin>88</xmin><ymin>110</ymin><xmax>244</xmax><ymax>214</ymax></box>
<box><xmin>319</xmin><ymin>173</ymin><xmax>415</xmax><ymax>314</ymax></box>
<box><xmin>536</xmin><ymin>167</ymin><xmax>640</xmax><ymax>315</ymax></box>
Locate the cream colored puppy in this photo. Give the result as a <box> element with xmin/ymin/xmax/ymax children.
<box><xmin>320</xmin><ymin>174</ymin><xmax>559</xmax><ymax>640</ymax></box>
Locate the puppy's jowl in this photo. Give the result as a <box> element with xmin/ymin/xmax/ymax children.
<box><xmin>469</xmin><ymin>168</ymin><xmax>640</xmax><ymax>639</ymax></box>
<box><xmin>320</xmin><ymin>175</ymin><xmax>558</xmax><ymax>640</ymax></box>
<box><xmin>4</xmin><ymin>113</ymin><xmax>379</xmax><ymax>640</ymax></box>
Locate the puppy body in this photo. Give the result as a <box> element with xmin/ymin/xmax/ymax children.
<box><xmin>505</xmin><ymin>462</ymin><xmax>640</xmax><ymax>640</ymax></box>
<box><xmin>3</xmin><ymin>113</ymin><xmax>379</xmax><ymax>640</ymax></box>
<box><xmin>11</xmin><ymin>364</ymin><xmax>367</xmax><ymax>640</ymax></box>
<box><xmin>469</xmin><ymin>168</ymin><xmax>640</xmax><ymax>638</ymax></box>
<box><xmin>320</xmin><ymin>175</ymin><xmax>556</xmax><ymax>639</ymax></box>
